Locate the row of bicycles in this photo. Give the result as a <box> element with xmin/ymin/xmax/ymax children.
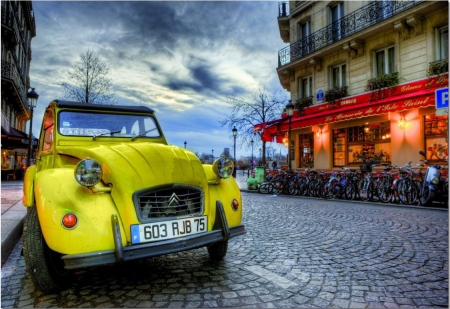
<box><xmin>257</xmin><ymin>158</ymin><xmax>448</xmax><ymax>206</ymax></box>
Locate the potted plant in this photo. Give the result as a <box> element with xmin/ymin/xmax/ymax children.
<box><xmin>365</xmin><ymin>72</ymin><xmax>400</xmax><ymax>101</ymax></box>
<box><xmin>426</xmin><ymin>58</ymin><xmax>448</xmax><ymax>89</ymax></box>
<box><xmin>324</xmin><ymin>86</ymin><xmax>348</xmax><ymax>106</ymax></box>
<box><xmin>294</xmin><ymin>96</ymin><xmax>313</xmax><ymax>114</ymax></box>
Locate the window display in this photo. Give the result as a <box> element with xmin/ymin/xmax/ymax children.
<box><xmin>299</xmin><ymin>133</ymin><xmax>314</xmax><ymax>168</ymax></box>
<box><xmin>332</xmin><ymin>121</ymin><xmax>392</xmax><ymax>167</ymax></box>
<box><xmin>424</xmin><ymin>114</ymin><xmax>448</xmax><ymax>161</ymax></box>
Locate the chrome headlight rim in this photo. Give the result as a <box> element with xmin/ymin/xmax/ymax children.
<box><xmin>74</xmin><ymin>158</ymin><xmax>102</xmax><ymax>187</ymax></box>
<box><xmin>212</xmin><ymin>155</ymin><xmax>234</xmax><ymax>179</ymax></box>
<box><xmin>431</xmin><ymin>177</ymin><xmax>439</xmax><ymax>185</ymax></box>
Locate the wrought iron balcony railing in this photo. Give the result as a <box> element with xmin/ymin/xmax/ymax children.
<box><xmin>1</xmin><ymin>60</ymin><xmax>28</xmax><ymax>107</ymax></box>
<box><xmin>278</xmin><ymin>0</ymin><xmax>422</xmax><ymax>67</ymax></box>
<box><xmin>278</xmin><ymin>2</ymin><xmax>289</xmax><ymax>18</ymax></box>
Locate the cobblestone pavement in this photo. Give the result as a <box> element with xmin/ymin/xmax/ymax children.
<box><xmin>1</xmin><ymin>193</ymin><xmax>448</xmax><ymax>308</ymax></box>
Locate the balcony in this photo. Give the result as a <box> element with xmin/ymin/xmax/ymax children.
<box><xmin>278</xmin><ymin>0</ymin><xmax>423</xmax><ymax>67</ymax></box>
<box><xmin>1</xmin><ymin>60</ymin><xmax>28</xmax><ymax>114</ymax></box>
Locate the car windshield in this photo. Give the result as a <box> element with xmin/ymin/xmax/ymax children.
<box><xmin>58</xmin><ymin>111</ymin><xmax>161</xmax><ymax>139</ymax></box>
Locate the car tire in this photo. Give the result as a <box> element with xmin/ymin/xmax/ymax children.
<box><xmin>22</xmin><ymin>206</ymin><xmax>73</xmax><ymax>293</ymax></box>
<box><xmin>207</xmin><ymin>240</ymin><xmax>228</xmax><ymax>261</ymax></box>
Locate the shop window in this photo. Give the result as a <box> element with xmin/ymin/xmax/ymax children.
<box><xmin>374</xmin><ymin>46</ymin><xmax>395</xmax><ymax>77</ymax></box>
<box><xmin>332</xmin><ymin>121</ymin><xmax>392</xmax><ymax>167</ymax></box>
<box><xmin>299</xmin><ymin>133</ymin><xmax>314</xmax><ymax>168</ymax></box>
<box><xmin>333</xmin><ymin>128</ymin><xmax>346</xmax><ymax>166</ymax></box>
<box><xmin>424</xmin><ymin>114</ymin><xmax>448</xmax><ymax>161</ymax></box>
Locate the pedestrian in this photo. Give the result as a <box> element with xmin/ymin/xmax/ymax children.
<box><xmin>272</xmin><ymin>160</ymin><xmax>277</xmax><ymax>170</ymax></box>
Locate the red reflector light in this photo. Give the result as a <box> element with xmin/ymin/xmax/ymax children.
<box><xmin>231</xmin><ymin>199</ymin><xmax>239</xmax><ymax>211</ymax></box>
<box><xmin>62</xmin><ymin>213</ymin><xmax>78</xmax><ymax>229</ymax></box>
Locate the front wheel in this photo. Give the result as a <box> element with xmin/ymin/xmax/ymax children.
<box><xmin>207</xmin><ymin>240</ymin><xmax>228</xmax><ymax>261</ymax></box>
<box><xmin>22</xmin><ymin>206</ymin><xmax>73</xmax><ymax>294</ymax></box>
<box><xmin>397</xmin><ymin>179</ymin><xmax>418</xmax><ymax>205</ymax></box>
<box><xmin>419</xmin><ymin>186</ymin><xmax>434</xmax><ymax>206</ymax></box>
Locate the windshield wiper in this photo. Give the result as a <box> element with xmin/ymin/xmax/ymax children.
<box><xmin>131</xmin><ymin>128</ymin><xmax>157</xmax><ymax>141</ymax></box>
<box><xmin>92</xmin><ymin>130</ymin><xmax>122</xmax><ymax>140</ymax></box>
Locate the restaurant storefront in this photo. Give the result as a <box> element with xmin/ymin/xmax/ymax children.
<box><xmin>1</xmin><ymin>127</ymin><xmax>36</xmax><ymax>180</ymax></box>
<box><xmin>255</xmin><ymin>74</ymin><xmax>448</xmax><ymax>170</ymax></box>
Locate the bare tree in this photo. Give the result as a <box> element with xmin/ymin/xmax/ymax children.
<box><xmin>219</xmin><ymin>85</ymin><xmax>288</xmax><ymax>165</ymax></box>
<box><xmin>60</xmin><ymin>49</ymin><xmax>116</xmax><ymax>104</ymax></box>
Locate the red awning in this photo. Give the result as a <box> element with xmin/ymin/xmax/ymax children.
<box><xmin>257</xmin><ymin>75</ymin><xmax>447</xmax><ymax>140</ymax></box>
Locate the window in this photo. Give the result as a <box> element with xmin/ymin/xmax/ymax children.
<box><xmin>331</xmin><ymin>64</ymin><xmax>346</xmax><ymax>88</ymax></box>
<box><xmin>299</xmin><ymin>134</ymin><xmax>314</xmax><ymax>168</ymax></box>
<box><xmin>424</xmin><ymin>114</ymin><xmax>448</xmax><ymax>162</ymax></box>
<box><xmin>332</xmin><ymin>122</ymin><xmax>392</xmax><ymax>167</ymax></box>
<box><xmin>375</xmin><ymin>46</ymin><xmax>395</xmax><ymax>77</ymax></box>
<box><xmin>298</xmin><ymin>76</ymin><xmax>312</xmax><ymax>99</ymax></box>
<box><xmin>330</xmin><ymin>2</ymin><xmax>344</xmax><ymax>41</ymax></box>
<box><xmin>437</xmin><ymin>26</ymin><xmax>448</xmax><ymax>60</ymax></box>
<box><xmin>298</xmin><ymin>20</ymin><xmax>311</xmax><ymax>55</ymax></box>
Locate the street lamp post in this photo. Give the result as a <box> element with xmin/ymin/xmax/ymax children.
<box><xmin>232</xmin><ymin>126</ymin><xmax>237</xmax><ymax>177</ymax></box>
<box><xmin>26</xmin><ymin>88</ymin><xmax>39</xmax><ymax>168</ymax></box>
<box><xmin>184</xmin><ymin>141</ymin><xmax>187</xmax><ymax>149</ymax></box>
<box><xmin>286</xmin><ymin>100</ymin><xmax>294</xmax><ymax>171</ymax></box>
<box><xmin>211</xmin><ymin>149</ymin><xmax>214</xmax><ymax>163</ymax></box>
<box><xmin>250</xmin><ymin>140</ymin><xmax>254</xmax><ymax>170</ymax></box>
<box><xmin>259</xmin><ymin>148</ymin><xmax>261</xmax><ymax>166</ymax></box>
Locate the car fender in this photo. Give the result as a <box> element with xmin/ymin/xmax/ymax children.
<box><xmin>203</xmin><ymin>165</ymin><xmax>242</xmax><ymax>228</ymax></box>
<box><xmin>33</xmin><ymin>168</ymin><xmax>126</xmax><ymax>255</ymax></box>
<box><xmin>22</xmin><ymin>164</ymin><xmax>36</xmax><ymax>207</ymax></box>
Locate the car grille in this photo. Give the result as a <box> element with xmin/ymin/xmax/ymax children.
<box><xmin>134</xmin><ymin>185</ymin><xmax>204</xmax><ymax>221</ymax></box>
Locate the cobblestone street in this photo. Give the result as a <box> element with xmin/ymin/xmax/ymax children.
<box><xmin>1</xmin><ymin>192</ymin><xmax>448</xmax><ymax>308</ymax></box>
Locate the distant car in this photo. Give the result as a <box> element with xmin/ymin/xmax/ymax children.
<box><xmin>22</xmin><ymin>100</ymin><xmax>245</xmax><ymax>293</ymax></box>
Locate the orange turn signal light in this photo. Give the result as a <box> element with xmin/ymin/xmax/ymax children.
<box><xmin>62</xmin><ymin>213</ymin><xmax>78</xmax><ymax>229</ymax></box>
<box><xmin>231</xmin><ymin>199</ymin><xmax>239</xmax><ymax>211</ymax></box>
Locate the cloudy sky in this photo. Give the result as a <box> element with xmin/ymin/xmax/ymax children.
<box><xmin>29</xmin><ymin>1</ymin><xmax>289</xmax><ymax>157</ymax></box>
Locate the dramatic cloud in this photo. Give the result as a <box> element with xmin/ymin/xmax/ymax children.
<box><xmin>30</xmin><ymin>1</ymin><xmax>288</xmax><ymax>156</ymax></box>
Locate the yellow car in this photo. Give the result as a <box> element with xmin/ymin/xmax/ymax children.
<box><xmin>22</xmin><ymin>100</ymin><xmax>245</xmax><ymax>293</ymax></box>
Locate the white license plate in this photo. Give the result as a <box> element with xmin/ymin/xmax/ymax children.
<box><xmin>131</xmin><ymin>216</ymin><xmax>207</xmax><ymax>244</ymax></box>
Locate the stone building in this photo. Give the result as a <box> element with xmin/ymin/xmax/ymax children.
<box><xmin>256</xmin><ymin>1</ymin><xmax>448</xmax><ymax>170</ymax></box>
<box><xmin>1</xmin><ymin>0</ymin><xmax>37</xmax><ymax>179</ymax></box>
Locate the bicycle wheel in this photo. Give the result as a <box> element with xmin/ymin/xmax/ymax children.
<box><xmin>358</xmin><ymin>178</ymin><xmax>370</xmax><ymax>201</ymax></box>
<box><xmin>368</xmin><ymin>180</ymin><xmax>380</xmax><ymax>202</ymax></box>
<box><xmin>397</xmin><ymin>179</ymin><xmax>418</xmax><ymax>205</ymax></box>
<box><xmin>287</xmin><ymin>179</ymin><xmax>298</xmax><ymax>195</ymax></box>
<box><xmin>308</xmin><ymin>179</ymin><xmax>319</xmax><ymax>197</ymax></box>
<box><xmin>344</xmin><ymin>182</ymin><xmax>357</xmax><ymax>200</ymax></box>
<box><xmin>297</xmin><ymin>178</ymin><xmax>308</xmax><ymax>196</ymax></box>
<box><xmin>377</xmin><ymin>178</ymin><xmax>394</xmax><ymax>203</ymax></box>
<box><xmin>325</xmin><ymin>183</ymin><xmax>341</xmax><ymax>199</ymax></box>
<box><xmin>258</xmin><ymin>182</ymin><xmax>270</xmax><ymax>194</ymax></box>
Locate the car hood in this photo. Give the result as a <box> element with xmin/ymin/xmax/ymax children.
<box><xmin>58</xmin><ymin>142</ymin><xmax>207</xmax><ymax>190</ymax></box>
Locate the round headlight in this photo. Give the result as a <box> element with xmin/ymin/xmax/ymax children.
<box><xmin>75</xmin><ymin>158</ymin><xmax>102</xmax><ymax>187</ymax></box>
<box><xmin>431</xmin><ymin>177</ymin><xmax>439</xmax><ymax>185</ymax></box>
<box><xmin>212</xmin><ymin>155</ymin><xmax>234</xmax><ymax>179</ymax></box>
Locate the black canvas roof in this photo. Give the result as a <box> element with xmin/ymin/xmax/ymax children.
<box><xmin>54</xmin><ymin>100</ymin><xmax>154</xmax><ymax>114</ymax></box>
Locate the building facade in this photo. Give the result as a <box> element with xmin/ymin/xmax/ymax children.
<box><xmin>256</xmin><ymin>0</ymin><xmax>448</xmax><ymax>171</ymax></box>
<box><xmin>1</xmin><ymin>0</ymin><xmax>36</xmax><ymax>179</ymax></box>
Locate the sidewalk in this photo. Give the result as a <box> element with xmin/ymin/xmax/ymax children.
<box><xmin>0</xmin><ymin>174</ymin><xmax>256</xmax><ymax>266</ymax></box>
<box><xmin>1</xmin><ymin>181</ymin><xmax>26</xmax><ymax>266</ymax></box>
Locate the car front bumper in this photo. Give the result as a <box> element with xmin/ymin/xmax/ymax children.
<box><xmin>62</xmin><ymin>201</ymin><xmax>246</xmax><ymax>269</ymax></box>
